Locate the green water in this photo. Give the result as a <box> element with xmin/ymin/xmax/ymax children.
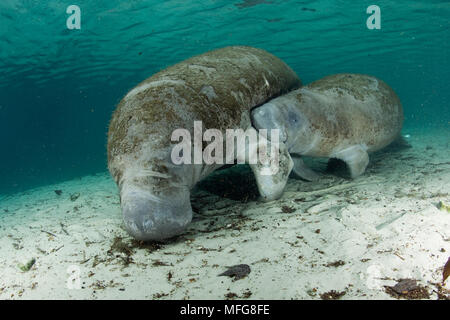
<box><xmin>0</xmin><ymin>0</ymin><xmax>448</xmax><ymax>194</ymax></box>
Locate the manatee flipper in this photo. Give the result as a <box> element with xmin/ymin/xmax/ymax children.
<box><xmin>291</xmin><ymin>154</ymin><xmax>319</xmax><ymax>181</ymax></box>
<box><xmin>332</xmin><ymin>144</ymin><xmax>369</xmax><ymax>178</ymax></box>
<box><xmin>245</xmin><ymin>129</ymin><xmax>293</xmax><ymax>202</ymax></box>
<box><xmin>387</xmin><ymin>135</ymin><xmax>412</xmax><ymax>151</ymax></box>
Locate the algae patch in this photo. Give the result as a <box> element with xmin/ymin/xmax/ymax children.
<box><xmin>18</xmin><ymin>258</ymin><xmax>36</xmax><ymax>272</ymax></box>
<box><xmin>437</xmin><ymin>201</ymin><xmax>450</xmax><ymax>213</ymax></box>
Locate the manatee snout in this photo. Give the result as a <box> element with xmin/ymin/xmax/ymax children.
<box><xmin>251</xmin><ymin>104</ymin><xmax>287</xmax><ymax>142</ymax></box>
<box><xmin>120</xmin><ymin>187</ymin><xmax>192</xmax><ymax>241</ymax></box>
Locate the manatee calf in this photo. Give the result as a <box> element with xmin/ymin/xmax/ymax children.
<box><xmin>107</xmin><ymin>46</ymin><xmax>301</xmax><ymax>240</ymax></box>
<box><xmin>251</xmin><ymin>73</ymin><xmax>403</xmax><ymax>180</ymax></box>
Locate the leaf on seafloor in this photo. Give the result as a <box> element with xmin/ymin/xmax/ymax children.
<box><xmin>443</xmin><ymin>257</ymin><xmax>450</xmax><ymax>283</ymax></box>
<box><xmin>384</xmin><ymin>279</ymin><xmax>430</xmax><ymax>299</ymax></box>
<box><xmin>219</xmin><ymin>264</ymin><xmax>251</xmax><ymax>280</ymax></box>
<box><xmin>391</xmin><ymin>279</ymin><xmax>419</xmax><ymax>294</ymax></box>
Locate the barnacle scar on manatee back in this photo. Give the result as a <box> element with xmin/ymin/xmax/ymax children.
<box><xmin>107</xmin><ymin>46</ymin><xmax>301</xmax><ymax>241</ymax></box>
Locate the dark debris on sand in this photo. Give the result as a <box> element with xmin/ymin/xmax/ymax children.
<box><xmin>384</xmin><ymin>279</ymin><xmax>430</xmax><ymax>299</ymax></box>
<box><xmin>107</xmin><ymin>236</ymin><xmax>164</xmax><ymax>267</ymax></box>
<box><xmin>219</xmin><ymin>264</ymin><xmax>251</xmax><ymax>280</ymax></box>
<box><xmin>320</xmin><ymin>290</ymin><xmax>346</xmax><ymax>300</ymax></box>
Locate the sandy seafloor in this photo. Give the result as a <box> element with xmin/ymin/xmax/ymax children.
<box><xmin>1</xmin><ymin>127</ymin><xmax>449</xmax><ymax>300</ymax></box>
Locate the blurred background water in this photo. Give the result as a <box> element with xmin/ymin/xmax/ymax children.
<box><xmin>0</xmin><ymin>0</ymin><xmax>448</xmax><ymax>195</ymax></box>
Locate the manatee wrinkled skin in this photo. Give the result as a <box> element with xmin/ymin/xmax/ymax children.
<box><xmin>107</xmin><ymin>46</ymin><xmax>301</xmax><ymax>241</ymax></box>
<box><xmin>252</xmin><ymin>73</ymin><xmax>403</xmax><ymax>180</ymax></box>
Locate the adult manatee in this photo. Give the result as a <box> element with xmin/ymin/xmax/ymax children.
<box><xmin>107</xmin><ymin>46</ymin><xmax>301</xmax><ymax>240</ymax></box>
<box><xmin>251</xmin><ymin>73</ymin><xmax>403</xmax><ymax>181</ymax></box>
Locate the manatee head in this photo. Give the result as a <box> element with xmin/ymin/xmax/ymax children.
<box><xmin>251</xmin><ymin>96</ymin><xmax>307</xmax><ymax>150</ymax></box>
<box><xmin>117</xmin><ymin>164</ymin><xmax>193</xmax><ymax>241</ymax></box>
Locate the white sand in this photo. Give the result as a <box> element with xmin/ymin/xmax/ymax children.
<box><xmin>1</xmin><ymin>127</ymin><xmax>449</xmax><ymax>300</ymax></box>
